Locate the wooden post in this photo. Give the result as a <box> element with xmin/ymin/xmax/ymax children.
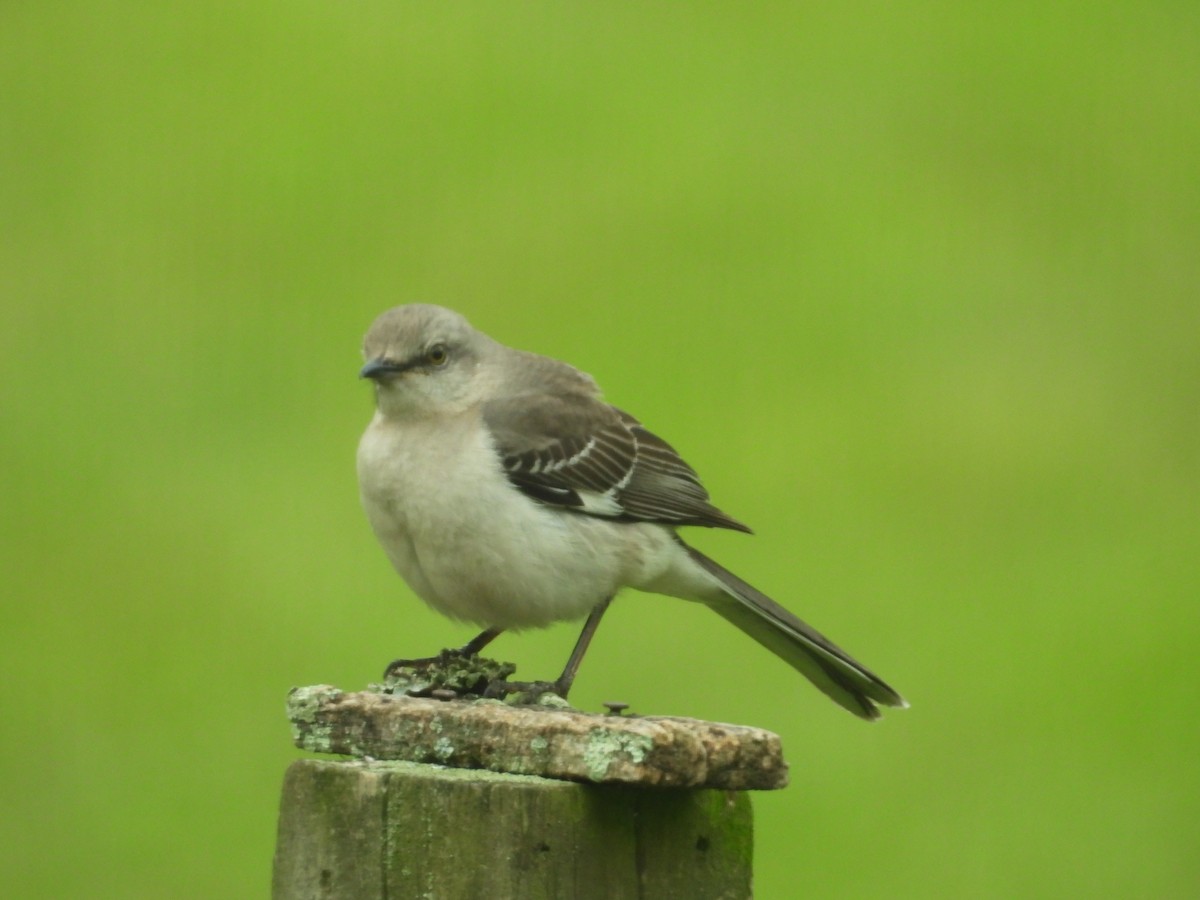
<box><xmin>272</xmin><ymin>686</ymin><xmax>787</xmax><ymax>900</ymax></box>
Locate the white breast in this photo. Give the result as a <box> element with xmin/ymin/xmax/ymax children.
<box><xmin>357</xmin><ymin>409</ymin><xmax>636</xmax><ymax>628</ymax></box>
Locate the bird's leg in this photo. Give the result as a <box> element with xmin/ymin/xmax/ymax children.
<box><xmin>383</xmin><ymin>626</ymin><xmax>504</xmax><ymax>679</ymax></box>
<box><xmin>486</xmin><ymin>596</ymin><xmax>614</xmax><ymax>702</ymax></box>
<box><xmin>551</xmin><ymin>595</ymin><xmax>613</xmax><ymax>698</ymax></box>
<box><xmin>459</xmin><ymin>626</ymin><xmax>503</xmax><ymax>656</ymax></box>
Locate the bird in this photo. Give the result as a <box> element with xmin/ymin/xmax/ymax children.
<box><xmin>356</xmin><ymin>304</ymin><xmax>906</xmax><ymax>720</ymax></box>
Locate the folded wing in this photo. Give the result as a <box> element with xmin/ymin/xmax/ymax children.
<box><xmin>483</xmin><ymin>391</ymin><xmax>750</xmax><ymax>533</ymax></box>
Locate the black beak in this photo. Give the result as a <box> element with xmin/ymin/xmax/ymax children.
<box><xmin>359</xmin><ymin>358</ymin><xmax>409</xmax><ymax>380</ymax></box>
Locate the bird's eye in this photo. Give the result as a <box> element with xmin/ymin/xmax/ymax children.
<box><xmin>427</xmin><ymin>344</ymin><xmax>449</xmax><ymax>366</ymax></box>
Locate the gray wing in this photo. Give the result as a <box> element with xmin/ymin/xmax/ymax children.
<box><xmin>483</xmin><ymin>391</ymin><xmax>751</xmax><ymax>533</ymax></box>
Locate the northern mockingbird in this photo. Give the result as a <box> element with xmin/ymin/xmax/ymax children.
<box><xmin>357</xmin><ymin>304</ymin><xmax>906</xmax><ymax>720</ymax></box>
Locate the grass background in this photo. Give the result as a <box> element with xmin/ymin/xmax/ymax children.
<box><xmin>3</xmin><ymin>3</ymin><xmax>1197</xmax><ymax>897</ymax></box>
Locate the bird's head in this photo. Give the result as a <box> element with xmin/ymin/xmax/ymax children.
<box><xmin>360</xmin><ymin>304</ymin><xmax>490</xmax><ymax>417</ymax></box>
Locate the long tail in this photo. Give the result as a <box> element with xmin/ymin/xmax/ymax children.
<box><xmin>686</xmin><ymin>546</ymin><xmax>907</xmax><ymax>721</ymax></box>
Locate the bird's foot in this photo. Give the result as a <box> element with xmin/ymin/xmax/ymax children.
<box><xmin>383</xmin><ymin>647</ymin><xmax>468</xmax><ymax>680</ymax></box>
<box><xmin>382</xmin><ymin>649</ymin><xmax>516</xmax><ymax>699</ymax></box>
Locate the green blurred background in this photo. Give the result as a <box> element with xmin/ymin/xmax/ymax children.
<box><xmin>3</xmin><ymin>3</ymin><xmax>1197</xmax><ymax>897</ymax></box>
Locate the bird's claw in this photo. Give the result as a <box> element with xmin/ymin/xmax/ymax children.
<box><xmin>382</xmin><ymin>649</ymin><xmax>517</xmax><ymax>699</ymax></box>
<box><xmin>383</xmin><ymin>647</ymin><xmax>472</xmax><ymax>680</ymax></box>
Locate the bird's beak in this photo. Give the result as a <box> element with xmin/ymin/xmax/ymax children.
<box><xmin>360</xmin><ymin>358</ymin><xmax>407</xmax><ymax>380</ymax></box>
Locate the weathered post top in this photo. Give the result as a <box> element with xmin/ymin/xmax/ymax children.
<box><xmin>287</xmin><ymin>684</ymin><xmax>789</xmax><ymax>790</ymax></box>
<box><xmin>275</xmin><ymin>667</ymin><xmax>787</xmax><ymax>899</ymax></box>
